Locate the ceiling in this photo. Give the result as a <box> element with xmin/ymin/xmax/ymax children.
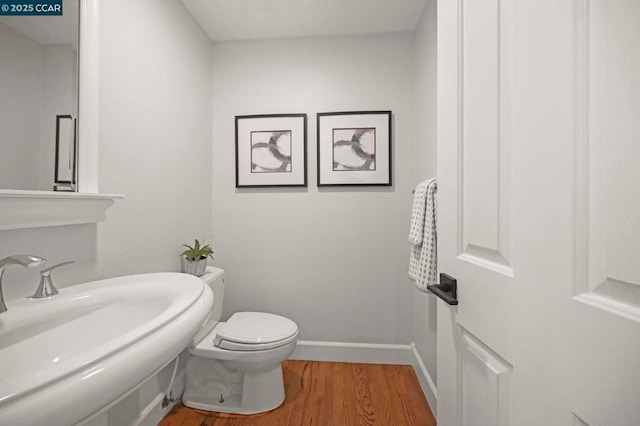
<box><xmin>180</xmin><ymin>0</ymin><xmax>428</xmax><ymax>42</ymax></box>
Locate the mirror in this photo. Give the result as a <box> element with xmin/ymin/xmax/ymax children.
<box><xmin>0</xmin><ymin>0</ymin><xmax>79</xmax><ymax>191</ymax></box>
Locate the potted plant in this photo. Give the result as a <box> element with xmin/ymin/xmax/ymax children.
<box><xmin>180</xmin><ymin>239</ymin><xmax>214</xmax><ymax>277</ymax></box>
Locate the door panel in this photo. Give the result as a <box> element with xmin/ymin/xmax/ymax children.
<box><xmin>461</xmin><ymin>0</ymin><xmax>500</xmax><ymax>253</ymax></box>
<box><xmin>459</xmin><ymin>0</ymin><xmax>513</xmax><ymax>276</ymax></box>
<box><xmin>574</xmin><ymin>0</ymin><xmax>640</xmax><ymax>319</ymax></box>
<box><xmin>459</xmin><ymin>330</ymin><xmax>512</xmax><ymax>426</ymax></box>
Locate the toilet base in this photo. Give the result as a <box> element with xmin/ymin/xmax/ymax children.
<box><xmin>183</xmin><ymin>359</ymin><xmax>286</xmax><ymax>415</ymax></box>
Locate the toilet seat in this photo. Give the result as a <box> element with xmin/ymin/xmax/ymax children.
<box><xmin>214</xmin><ymin>312</ymin><xmax>298</xmax><ymax>351</ymax></box>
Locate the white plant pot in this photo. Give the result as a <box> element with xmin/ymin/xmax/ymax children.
<box><xmin>181</xmin><ymin>257</ymin><xmax>207</xmax><ymax>277</ymax></box>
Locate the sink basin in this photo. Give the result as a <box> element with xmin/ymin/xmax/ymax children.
<box><xmin>0</xmin><ymin>272</ymin><xmax>213</xmax><ymax>425</ymax></box>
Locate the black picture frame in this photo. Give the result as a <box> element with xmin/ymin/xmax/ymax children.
<box><xmin>235</xmin><ymin>114</ymin><xmax>307</xmax><ymax>188</ymax></box>
<box><xmin>54</xmin><ymin>114</ymin><xmax>77</xmax><ymax>190</ymax></box>
<box><xmin>317</xmin><ymin>111</ymin><xmax>392</xmax><ymax>186</ymax></box>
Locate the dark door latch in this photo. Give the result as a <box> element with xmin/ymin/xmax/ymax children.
<box><xmin>427</xmin><ymin>273</ymin><xmax>458</xmax><ymax>305</ymax></box>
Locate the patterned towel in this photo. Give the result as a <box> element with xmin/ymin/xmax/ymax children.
<box><xmin>408</xmin><ymin>178</ymin><xmax>437</xmax><ymax>291</ymax></box>
<box><xmin>408</xmin><ymin>180</ymin><xmax>430</xmax><ymax>246</ymax></box>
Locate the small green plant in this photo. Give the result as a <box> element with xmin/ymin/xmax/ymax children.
<box><xmin>181</xmin><ymin>239</ymin><xmax>214</xmax><ymax>262</ymax></box>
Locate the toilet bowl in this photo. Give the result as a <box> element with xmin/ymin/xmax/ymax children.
<box><xmin>183</xmin><ymin>267</ymin><xmax>298</xmax><ymax>415</ymax></box>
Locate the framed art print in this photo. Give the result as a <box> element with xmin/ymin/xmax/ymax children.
<box><xmin>317</xmin><ymin>111</ymin><xmax>392</xmax><ymax>186</ymax></box>
<box><xmin>54</xmin><ymin>114</ymin><xmax>77</xmax><ymax>190</ymax></box>
<box><xmin>235</xmin><ymin>113</ymin><xmax>307</xmax><ymax>187</ymax></box>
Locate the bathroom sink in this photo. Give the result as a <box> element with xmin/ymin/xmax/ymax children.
<box><xmin>0</xmin><ymin>272</ymin><xmax>213</xmax><ymax>425</ymax></box>
<box><xmin>0</xmin><ymin>303</ymin><xmax>104</xmax><ymax>350</ymax></box>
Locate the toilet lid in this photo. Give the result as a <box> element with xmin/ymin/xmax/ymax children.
<box><xmin>214</xmin><ymin>312</ymin><xmax>298</xmax><ymax>351</ymax></box>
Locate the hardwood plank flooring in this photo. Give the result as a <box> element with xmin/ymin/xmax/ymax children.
<box><xmin>160</xmin><ymin>360</ymin><xmax>436</xmax><ymax>426</ymax></box>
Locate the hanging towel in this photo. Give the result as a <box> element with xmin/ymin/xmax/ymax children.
<box><xmin>408</xmin><ymin>180</ymin><xmax>430</xmax><ymax>246</ymax></box>
<box><xmin>408</xmin><ymin>178</ymin><xmax>437</xmax><ymax>291</ymax></box>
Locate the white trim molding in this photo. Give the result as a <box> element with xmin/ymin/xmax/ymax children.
<box><xmin>289</xmin><ymin>340</ymin><xmax>414</xmax><ymax>365</ymax></box>
<box><xmin>411</xmin><ymin>343</ymin><xmax>438</xmax><ymax>414</ymax></box>
<box><xmin>0</xmin><ymin>190</ymin><xmax>123</xmax><ymax>230</ymax></box>
<box><xmin>78</xmin><ymin>0</ymin><xmax>100</xmax><ymax>192</ymax></box>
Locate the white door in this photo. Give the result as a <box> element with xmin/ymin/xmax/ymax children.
<box><xmin>436</xmin><ymin>0</ymin><xmax>640</xmax><ymax>425</ymax></box>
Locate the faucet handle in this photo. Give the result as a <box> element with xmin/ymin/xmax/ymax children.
<box><xmin>40</xmin><ymin>261</ymin><xmax>74</xmax><ymax>276</ymax></box>
<box><xmin>32</xmin><ymin>261</ymin><xmax>74</xmax><ymax>299</ymax></box>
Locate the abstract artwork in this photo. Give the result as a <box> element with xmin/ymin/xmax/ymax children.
<box><xmin>251</xmin><ymin>130</ymin><xmax>292</xmax><ymax>173</ymax></box>
<box><xmin>235</xmin><ymin>114</ymin><xmax>307</xmax><ymax>187</ymax></box>
<box><xmin>332</xmin><ymin>128</ymin><xmax>376</xmax><ymax>171</ymax></box>
<box><xmin>317</xmin><ymin>111</ymin><xmax>392</xmax><ymax>186</ymax></box>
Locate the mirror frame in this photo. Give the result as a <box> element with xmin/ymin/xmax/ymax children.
<box><xmin>77</xmin><ymin>0</ymin><xmax>98</xmax><ymax>192</ymax></box>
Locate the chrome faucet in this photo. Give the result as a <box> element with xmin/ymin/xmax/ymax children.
<box><xmin>0</xmin><ymin>255</ymin><xmax>47</xmax><ymax>313</ymax></box>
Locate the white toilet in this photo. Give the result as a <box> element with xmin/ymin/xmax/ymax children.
<box><xmin>183</xmin><ymin>266</ymin><xmax>299</xmax><ymax>415</ymax></box>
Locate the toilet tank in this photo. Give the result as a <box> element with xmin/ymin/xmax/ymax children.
<box><xmin>192</xmin><ymin>266</ymin><xmax>225</xmax><ymax>344</ymax></box>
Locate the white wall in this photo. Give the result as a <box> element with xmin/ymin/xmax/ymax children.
<box><xmin>0</xmin><ymin>0</ymin><xmax>213</xmax><ymax>301</ymax></box>
<box><xmin>412</xmin><ymin>0</ymin><xmax>438</xmax><ymax>387</ymax></box>
<box><xmin>0</xmin><ymin>23</ymin><xmax>43</xmax><ymax>190</ymax></box>
<box><xmin>211</xmin><ymin>33</ymin><xmax>418</xmax><ymax>344</ymax></box>
<box><xmin>94</xmin><ymin>0</ymin><xmax>213</xmax><ymax>277</ymax></box>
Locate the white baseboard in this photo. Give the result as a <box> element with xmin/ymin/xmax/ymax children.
<box><xmin>410</xmin><ymin>343</ymin><xmax>438</xmax><ymax>415</ymax></box>
<box><xmin>288</xmin><ymin>340</ymin><xmax>437</xmax><ymax>414</ymax></box>
<box><xmin>289</xmin><ymin>340</ymin><xmax>415</xmax><ymax>365</ymax></box>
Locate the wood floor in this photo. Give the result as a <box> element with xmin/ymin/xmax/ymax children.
<box><xmin>160</xmin><ymin>360</ymin><xmax>436</xmax><ymax>426</ymax></box>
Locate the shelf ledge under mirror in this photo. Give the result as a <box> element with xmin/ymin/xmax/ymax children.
<box><xmin>0</xmin><ymin>190</ymin><xmax>124</xmax><ymax>230</ymax></box>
